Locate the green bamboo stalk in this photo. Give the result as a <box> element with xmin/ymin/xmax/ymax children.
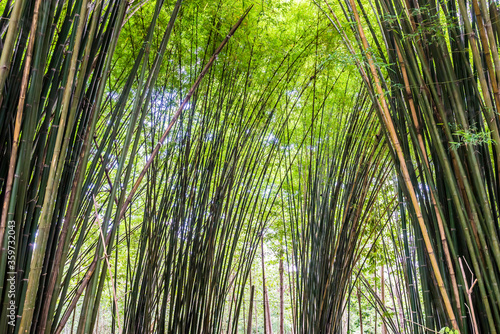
<box><xmin>0</xmin><ymin>0</ymin><xmax>37</xmax><ymax>256</ymax></box>
<box><xmin>346</xmin><ymin>0</ymin><xmax>459</xmax><ymax>329</ymax></box>
<box><xmin>392</xmin><ymin>40</ymin><xmax>462</xmax><ymax>322</ymax></box>
<box><xmin>328</xmin><ymin>0</ymin><xmax>500</xmax><ymax>329</ymax></box>
<box><xmin>78</xmin><ymin>3</ymin><xmax>183</xmax><ymax>332</ymax></box>
<box><xmin>0</xmin><ymin>0</ymin><xmax>26</xmax><ymax>105</ymax></box>
<box><xmin>18</xmin><ymin>1</ymin><xmax>88</xmax><ymax>331</ymax></box>
<box><xmin>55</xmin><ymin>7</ymin><xmax>253</xmax><ymax>332</ymax></box>
<box><xmin>455</xmin><ymin>0</ymin><xmax>500</xmax><ymax>161</ymax></box>
<box><xmin>400</xmin><ymin>36</ymin><xmax>499</xmax><ymax>331</ymax></box>
<box><xmin>380</xmin><ymin>0</ymin><xmax>500</xmax><ymax>325</ymax></box>
<box><xmin>36</xmin><ymin>2</ymin><xmax>103</xmax><ymax>331</ymax></box>
<box><xmin>42</xmin><ymin>0</ymin><xmax>126</xmax><ymax>329</ymax></box>
<box><xmin>477</xmin><ymin>0</ymin><xmax>500</xmax><ymax>96</ymax></box>
<box><xmin>0</xmin><ymin>2</ymin><xmax>53</xmax><ymax>331</ymax></box>
<box><xmin>422</xmin><ymin>6</ymin><xmax>500</xmax><ymax>277</ymax></box>
<box><xmin>407</xmin><ymin>30</ymin><xmax>500</xmax><ymax>327</ymax></box>
<box><xmin>51</xmin><ymin>2</ymin><xmax>131</xmax><ymax>327</ymax></box>
<box><xmin>0</xmin><ymin>2</ymin><xmax>43</xmax><ymax>330</ymax></box>
<box><xmin>118</xmin><ymin>5</ymin><xmax>253</xmax><ymax>222</ymax></box>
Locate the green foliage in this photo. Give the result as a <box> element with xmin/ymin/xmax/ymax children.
<box><xmin>450</xmin><ymin>125</ymin><xmax>496</xmax><ymax>150</ymax></box>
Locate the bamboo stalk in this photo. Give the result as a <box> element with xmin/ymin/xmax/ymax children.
<box><xmin>53</xmin><ymin>10</ymin><xmax>253</xmax><ymax>332</ymax></box>
<box><xmin>0</xmin><ymin>0</ymin><xmax>39</xmax><ymax>254</ymax></box>
<box><xmin>0</xmin><ymin>0</ymin><xmax>26</xmax><ymax>104</ymax></box>
<box><xmin>279</xmin><ymin>256</ymin><xmax>284</xmax><ymax>334</ymax></box>
<box><xmin>393</xmin><ymin>40</ymin><xmax>462</xmax><ymax>323</ymax></box>
<box><xmin>247</xmin><ymin>285</ymin><xmax>255</xmax><ymax>334</ymax></box>
<box><xmin>118</xmin><ymin>5</ymin><xmax>253</xmax><ymax>222</ymax></box>
<box><xmin>392</xmin><ymin>21</ymin><xmax>499</xmax><ymax>330</ymax></box>
<box><xmin>91</xmin><ymin>195</ymin><xmax>122</xmax><ymax>334</ymax></box>
<box><xmin>76</xmin><ymin>2</ymin><xmax>179</xmax><ymax>331</ymax></box>
<box><xmin>346</xmin><ymin>0</ymin><xmax>459</xmax><ymax>329</ymax></box>
<box><xmin>37</xmin><ymin>0</ymin><xmax>103</xmax><ymax>326</ymax></box>
<box><xmin>358</xmin><ymin>285</ymin><xmax>364</xmax><ymax>334</ymax></box>
<box><xmin>50</xmin><ymin>3</ymin><xmax>132</xmax><ymax>331</ymax></box>
<box><xmin>19</xmin><ymin>1</ymin><xmax>88</xmax><ymax>331</ymax></box>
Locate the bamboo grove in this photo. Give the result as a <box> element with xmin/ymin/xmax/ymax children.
<box><xmin>317</xmin><ymin>0</ymin><xmax>500</xmax><ymax>331</ymax></box>
<box><xmin>0</xmin><ymin>0</ymin><xmax>499</xmax><ymax>333</ymax></box>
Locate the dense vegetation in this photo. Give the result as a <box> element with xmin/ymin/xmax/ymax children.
<box><xmin>0</xmin><ymin>0</ymin><xmax>499</xmax><ymax>333</ymax></box>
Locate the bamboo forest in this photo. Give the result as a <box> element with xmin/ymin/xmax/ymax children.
<box><xmin>2</xmin><ymin>0</ymin><xmax>500</xmax><ymax>333</ymax></box>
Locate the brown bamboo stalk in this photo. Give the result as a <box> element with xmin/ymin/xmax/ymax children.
<box><xmin>459</xmin><ymin>258</ymin><xmax>479</xmax><ymax>334</ymax></box>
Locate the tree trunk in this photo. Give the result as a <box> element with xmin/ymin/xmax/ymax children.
<box><xmin>357</xmin><ymin>285</ymin><xmax>363</xmax><ymax>334</ymax></box>
<box><xmin>279</xmin><ymin>257</ymin><xmax>284</xmax><ymax>334</ymax></box>
<box><xmin>291</xmin><ymin>274</ymin><xmax>296</xmax><ymax>334</ymax></box>
<box><xmin>265</xmin><ymin>286</ymin><xmax>272</xmax><ymax>334</ymax></box>
<box><xmin>261</xmin><ymin>237</ymin><xmax>273</xmax><ymax>334</ymax></box>
<box><xmin>374</xmin><ymin>269</ymin><xmax>377</xmax><ymax>334</ymax></box>
<box><xmin>251</xmin><ymin>270</ymin><xmax>257</xmax><ymax>331</ymax></box>
<box><xmin>247</xmin><ymin>285</ymin><xmax>255</xmax><ymax>334</ymax></box>
<box><xmin>381</xmin><ymin>265</ymin><xmax>386</xmax><ymax>334</ymax></box>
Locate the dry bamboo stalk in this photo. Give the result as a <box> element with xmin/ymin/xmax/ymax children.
<box><xmin>459</xmin><ymin>258</ymin><xmax>479</xmax><ymax>334</ymax></box>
